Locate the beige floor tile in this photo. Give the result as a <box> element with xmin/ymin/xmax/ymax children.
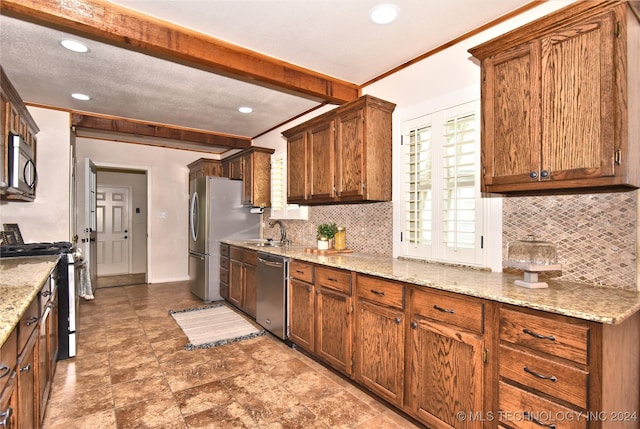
<box><xmin>44</xmin><ymin>282</ymin><xmax>422</xmax><ymax>428</ymax></box>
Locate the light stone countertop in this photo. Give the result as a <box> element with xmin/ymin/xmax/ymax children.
<box><xmin>224</xmin><ymin>240</ymin><xmax>640</xmax><ymax>325</ymax></box>
<box><xmin>0</xmin><ymin>256</ymin><xmax>59</xmax><ymax>346</ymax></box>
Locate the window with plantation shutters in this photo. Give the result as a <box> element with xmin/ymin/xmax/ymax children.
<box><xmin>401</xmin><ymin>100</ymin><xmax>484</xmax><ymax>266</ymax></box>
<box><xmin>270</xmin><ymin>150</ymin><xmax>308</xmax><ymax>220</ymax></box>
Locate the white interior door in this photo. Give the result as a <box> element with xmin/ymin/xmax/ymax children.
<box><xmin>97</xmin><ymin>186</ymin><xmax>131</xmax><ymax>275</ymax></box>
<box><xmin>83</xmin><ymin>159</ymin><xmax>98</xmax><ymax>290</ymax></box>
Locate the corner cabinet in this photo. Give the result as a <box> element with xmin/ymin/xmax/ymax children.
<box><xmin>469</xmin><ymin>1</ymin><xmax>640</xmax><ymax>193</ymax></box>
<box><xmin>222</xmin><ymin>147</ymin><xmax>274</xmax><ymax>208</ymax></box>
<box><xmin>283</xmin><ymin>95</ymin><xmax>395</xmax><ymax>205</ymax></box>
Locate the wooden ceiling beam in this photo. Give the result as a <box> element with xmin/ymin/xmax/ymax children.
<box><xmin>1</xmin><ymin>0</ymin><xmax>360</xmax><ymax>105</ymax></box>
<box><xmin>71</xmin><ymin>113</ymin><xmax>252</xmax><ymax>150</ymax></box>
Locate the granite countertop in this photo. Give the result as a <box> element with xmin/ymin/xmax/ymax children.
<box><xmin>0</xmin><ymin>256</ymin><xmax>59</xmax><ymax>346</ymax></box>
<box><xmin>224</xmin><ymin>240</ymin><xmax>640</xmax><ymax>325</ymax></box>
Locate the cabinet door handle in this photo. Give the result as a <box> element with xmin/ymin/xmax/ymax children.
<box><xmin>0</xmin><ymin>406</ymin><xmax>13</xmax><ymax>428</ymax></box>
<box><xmin>523</xmin><ymin>328</ymin><xmax>556</xmax><ymax>341</ymax></box>
<box><xmin>25</xmin><ymin>316</ymin><xmax>38</xmax><ymax>326</ymax></box>
<box><xmin>524</xmin><ymin>366</ymin><xmax>557</xmax><ymax>382</ymax></box>
<box><xmin>0</xmin><ymin>365</ymin><xmax>9</xmax><ymax>379</ymax></box>
<box><xmin>20</xmin><ymin>364</ymin><xmax>30</xmax><ymax>373</ymax></box>
<box><xmin>540</xmin><ymin>170</ymin><xmax>549</xmax><ymax>178</ymax></box>
<box><xmin>307</xmin><ymin>286</ymin><xmax>312</xmax><ymax>293</ymax></box>
<box><xmin>395</xmin><ymin>317</ymin><xmax>402</xmax><ymax>324</ymax></box>
<box><xmin>523</xmin><ymin>411</ymin><xmax>556</xmax><ymax>428</ymax></box>
<box><xmin>370</xmin><ymin>289</ymin><xmax>385</xmax><ymax>296</ymax></box>
<box><xmin>411</xmin><ymin>321</ymin><xmax>418</xmax><ymax>329</ymax></box>
<box><xmin>529</xmin><ymin>171</ymin><xmax>538</xmax><ymax>179</ymax></box>
<box><xmin>433</xmin><ymin>305</ymin><xmax>455</xmax><ymax>314</ymax></box>
<box><xmin>41</xmin><ymin>290</ymin><xmax>52</xmax><ymax>297</ymax></box>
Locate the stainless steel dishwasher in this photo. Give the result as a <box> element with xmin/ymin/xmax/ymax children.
<box><xmin>256</xmin><ymin>252</ymin><xmax>289</xmax><ymax>340</ymax></box>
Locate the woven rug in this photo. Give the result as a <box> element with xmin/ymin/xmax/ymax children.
<box><xmin>169</xmin><ymin>302</ymin><xmax>265</xmax><ymax>350</ymax></box>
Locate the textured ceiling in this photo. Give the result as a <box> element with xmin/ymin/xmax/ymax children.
<box><xmin>0</xmin><ymin>0</ymin><xmax>537</xmax><ymax>151</ymax></box>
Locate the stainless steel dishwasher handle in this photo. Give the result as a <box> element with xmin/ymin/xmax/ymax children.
<box><xmin>257</xmin><ymin>257</ymin><xmax>284</xmax><ymax>268</ymax></box>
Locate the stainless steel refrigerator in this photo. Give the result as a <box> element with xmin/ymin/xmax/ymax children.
<box><xmin>189</xmin><ymin>176</ymin><xmax>260</xmax><ymax>302</ymax></box>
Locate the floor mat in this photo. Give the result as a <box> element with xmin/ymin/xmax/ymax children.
<box><xmin>169</xmin><ymin>302</ymin><xmax>265</xmax><ymax>350</ymax></box>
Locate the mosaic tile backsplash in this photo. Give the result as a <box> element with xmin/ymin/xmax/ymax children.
<box><xmin>262</xmin><ymin>201</ymin><xmax>394</xmax><ymax>255</ymax></box>
<box><xmin>262</xmin><ymin>191</ymin><xmax>638</xmax><ymax>290</ymax></box>
<box><xmin>503</xmin><ymin>192</ymin><xmax>638</xmax><ymax>290</ymax></box>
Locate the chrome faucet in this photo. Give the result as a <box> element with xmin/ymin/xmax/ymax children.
<box><xmin>269</xmin><ymin>220</ymin><xmax>287</xmax><ymax>243</ymax></box>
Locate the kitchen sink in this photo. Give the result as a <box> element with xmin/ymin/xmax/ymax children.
<box><xmin>245</xmin><ymin>240</ymin><xmax>283</xmax><ymax>247</ymax></box>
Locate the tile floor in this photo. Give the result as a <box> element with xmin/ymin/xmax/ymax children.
<box><xmin>42</xmin><ymin>281</ymin><xmax>422</xmax><ymax>428</ymax></box>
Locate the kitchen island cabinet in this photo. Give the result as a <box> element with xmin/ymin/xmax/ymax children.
<box><xmin>283</xmin><ymin>95</ymin><xmax>395</xmax><ymax>205</ymax></box>
<box><xmin>469</xmin><ymin>1</ymin><xmax>640</xmax><ymax>193</ymax></box>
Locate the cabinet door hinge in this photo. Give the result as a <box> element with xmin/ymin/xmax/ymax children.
<box><xmin>483</xmin><ymin>348</ymin><xmax>489</xmax><ymax>364</ymax></box>
<box><xmin>614</xmin><ymin>149</ymin><xmax>622</xmax><ymax>165</ymax></box>
<box><xmin>615</xmin><ymin>21</ymin><xmax>621</xmax><ymax>38</ymax></box>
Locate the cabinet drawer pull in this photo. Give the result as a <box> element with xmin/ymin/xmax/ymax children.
<box><xmin>0</xmin><ymin>406</ymin><xmax>13</xmax><ymax>428</ymax></box>
<box><xmin>41</xmin><ymin>290</ymin><xmax>52</xmax><ymax>297</ymax></box>
<box><xmin>433</xmin><ymin>305</ymin><xmax>455</xmax><ymax>314</ymax></box>
<box><xmin>296</xmin><ymin>270</ymin><xmax>305</xmax><ymax>274</ymax></box>
<box><xmin>370</xmin><ymin>289</ymin><xmax>385</xmax><ymax>296</ymax></box>
<box><xmin>327</xmin><ymin>277</ymin><xmax>338</xmax><ymax>282</ymax></box>
<box><xmin>20</xmin><ymin>364</ymin><xmax>30</xmax><ymax>373</ymax></box>
<box><xmin>0</xmin><ymin>365</ymin><xmax>9</xmax><ymax>379</ymax></box>
<box><xmin>523</xmin><ymin>411</ymin><xmax>556</xmax><ymax>428</ymax></box>
<box><xmin>523</xmin><ymin>328</ymin><xmax>556</xmax><ymax>341</ymax></box>
<box><xmin>25</xmin><ymin>316</ymin><xmax>38</xmax><ymax>326</ymax></box>
<box><xmin>524</xmin><ymin>366</ymin><xmax>557</xmax><ymax>382</ymax></box>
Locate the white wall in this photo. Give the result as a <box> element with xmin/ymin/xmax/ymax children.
<box><xmin>75</xmin><ymin>137</ymin><xmax>212</xmax><ymax>283</ymax></box>
<box><xmin>0</xmin><ymin>107</ymin><xmax>71</xmax><ymax>243</ymax></box>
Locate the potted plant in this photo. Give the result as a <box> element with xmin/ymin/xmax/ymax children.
<box><xmin>317</xmin><ymin>223</ymin><xmax>337</xmax><ymax>249</ymax></box>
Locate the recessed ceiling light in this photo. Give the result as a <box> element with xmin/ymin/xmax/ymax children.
<box><xmin>369</xmin><ymin>4</ymin><xmax>399</xmax><ymax>25</ymax></box>
<box><xmin>238</xmin><ymin>106</ymin><xmax>253</xmax><ymax>114</ymax></box>
<box><xmin>71</xmin><ymin>93</ymin><xmax>91</xmax><ymax>101</ymax></box>
<box><xmin>60</xmin><ymin>39</ymin><xmax>89</xmax><ymax>53</ymax></box>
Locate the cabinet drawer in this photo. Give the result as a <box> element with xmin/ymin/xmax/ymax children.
<box><xmin>410</xmin><ymin>288</ymin><xmax>484</xmax><ymax>334</ymax></box>
<box><xmin>220</xmin><ymin>243</ymin><xmax>230</xmax><ymax>257</ymax></box>
<box><xmin>220</xmin><ymin>256</ymin><xmax>229</xmax><ymax>270</ymax></box>
<box><xmin>243</xmin><ymin>249</ymin><xmax>257</xmax><ymax>266</ymax></box>
<box><xmin>316</xmin><ymin>267</ymin><xmax>351</xmax><ymax>294</ymax></box>
<box><xmin>0</xmin><ymin>328</ymin><xmax>17</xmax><ymax>393</ymax></box>
<box><xmin>500</xmin><ymin>308</ymin><xmax>589</xmax><ymax>365</ymax></box>
<box><xmin>499</xmin><ymin>381</ymin><xmax>586</xmax><ymax>429</ymax></box>
<box><xmin>220</xmin><ymin>268</ymin><xmax>229</xmax><ymax>285</ymax></box>
<box><xmin>290</xmin><ymin>261</ymin><xmax>313</xmax><ymax>283</ymax></box>
<box><xmin>356</xmin><ymin>275</ymin><xmax>404</xmax><ymax>310</ymax></box>
<box><xmin>18</xmin><ymin>299</ymin><xmax>39</xmax><ymax>352</ymax></box>
<box><xmin>500</xmin><ymin>344</ymin><xmax>588</xmax><ymax>409</ymax></box>
<box><xmin>230</xmin><ymin>246</ymin><xmax>242</xmax><ymax>261</ymax></box>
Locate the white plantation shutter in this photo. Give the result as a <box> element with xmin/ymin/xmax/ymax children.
<box><xmin>402</xmin><ymin>101</ymin><xmax>483</xmax><ymax>265</ymax></box>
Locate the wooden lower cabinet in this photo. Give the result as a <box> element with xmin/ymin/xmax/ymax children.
<box><xmin>227</xmin><ymin>246</ymin><xmax>257</xmax><ymax>317</ymax></box>
<box><xmin>354</xmin><ymin>274</ymin><xmax>405</xmax><ymax>407</ymax></box>
<box><xmin>288</xmin><ymin>277</ymin><xmax>315</xmax><ymax>352</ymax></box>
<box><xmin>17</xmin><ymin>332</ymin><xmax>37</xmax><ymax>429</ymax></box>
<box><xmin>0</xmin><ymin>371</ymin><xmax>17</xmax><ymax>429</ymax></box>
<box><xmin>315</xmin><ymin>286</ymin><xmax>352</xmax><ymax>375</ymax></box>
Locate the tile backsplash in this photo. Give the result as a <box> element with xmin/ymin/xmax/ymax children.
<box><xmin>263</xmin><ymin>191</ymin><xmax>638</xmax><ymax>290</ymax></box>
<box><xmin>262</xmin><ymin>201</ymin><xmax>393</xmax><ymax>255</ymax></box>
<box><xmin>503</xmin><ymin>192</ymin><xmax>638</xmax><ymax>290</ymax></box>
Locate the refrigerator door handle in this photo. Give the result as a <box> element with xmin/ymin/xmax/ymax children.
<box><xmin>190</xmin><ymin>191</ymin><xmax>199</xmax><ymax>242</ymax></box>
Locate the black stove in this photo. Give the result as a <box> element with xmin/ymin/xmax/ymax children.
<box><xmin>0</xmin><ymin>241</ymin><xmax>73</xmax><ymax>257</ymax></box>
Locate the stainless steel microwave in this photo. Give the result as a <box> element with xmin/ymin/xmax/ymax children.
<box><xmin>8</xmin><ymin>132</ymin><xmax>37</xmax><ymax>197</ymax></box>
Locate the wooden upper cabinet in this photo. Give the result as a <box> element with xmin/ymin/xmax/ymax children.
<box><xmin>287</xmin><ymin>133</ymin><xmax>307</xmax><ymax>201</ymax></box>
<box><xmin>187</xmin><ymin>158</ymin><xmax>223</xmax><ymax>181</ymax></box>
<box><xmin>222</xmin><ymin>146</ymin><xmax>274</xmax><ymax>207</ymax></box>
<box><xmin>469</xmin><ymin>1</ymin><xmax>639</xmax><ymax>193</ymax></box>
<box><xmin>283</xmin><ymin>94</ymin><xmax>395</xmax><ymax>205</ymax></box>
